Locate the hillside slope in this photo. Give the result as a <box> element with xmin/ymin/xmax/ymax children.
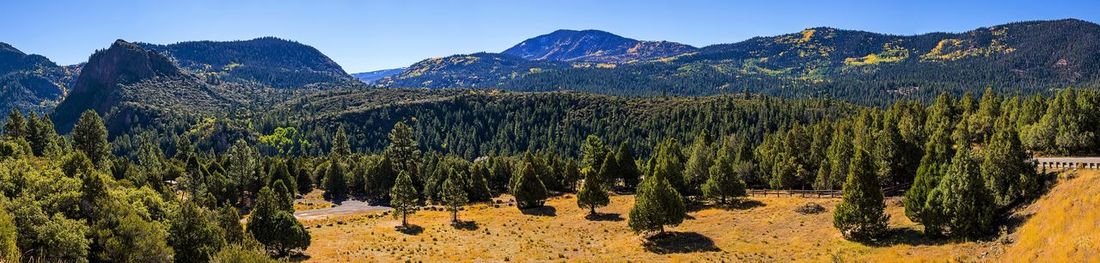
<box><xmin>1002</xmin><ymin>170</ymin><xmax>1100</xmax><ymax>262</ymax></box>
<box><xmin>139</xmin><ymin>37</ymin><xmax>355</xmax><ymax>88</ymax></box>
<box><xmin>51</xmin><ymin>40</ymin><xmax>249</xmax><ymax>133</ymax></box>
<box><xmin>0</xmin><ymin>42</ymin><xmax>78</xmax><ymax>115</ymax></box>
<box><xmin>383</xmin><ymin>19</ymin><xmax>1100</xmax><ymax>102</ymax></box>
<box><xmin>502</xmin><ymin>29</ymin><xmax>696</xmax><ymax>63</ymax></box>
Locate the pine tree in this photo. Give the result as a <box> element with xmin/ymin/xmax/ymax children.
<box><xmin>2</xmin><ymin>109</ymin><xmax>26</xmax><ymax>140</ymax></box>
<box><xmin>653</xmin><ymin>139</ymin><xmax>687</xmax><ymax>195</ymax></box>
<box><xmin>385</xmin><ymin>121</ymin><xmax>419</xmax><ymax>179</ymax></box>
<box><xmin>628</xmin><ymin>170</ymin><xmax>685</xmax><ymax>233</ymax></box>
<box><xmin>576</xmin><ymin>168</ymin><xmax>610</xmax><ymax>216</ymax></box>
<box><xmin>904</xmin><ymin>121</ymin><xmax>954</xmax><ymax>224</ymax></box>
<box><xmin>596</xmin><ymin>151</ymin><xmax>620</xmax><ymax>189</ymax></box>
<box><xmin>924</xmin><ymin>147</ymin><xmax>996</xmax><ymax>238</ymax></box>
<box><xmin>616</xmin><ymin>143</ymin><xmax>642</xmax><ymax>190</ymax></box>
<box><xmin>247</xmin><ymin>187</ymin><xmax>310</xmax><ymax>256</ymax></box>
<box><xmin>833</xmin><ymin>150</ymin><xmax>889</xmax><ymax>240</ymax></box>
<box><xmin>982</xmin><ymin>118</ymin><xmax>1034</xmax><ymax>208</ymax></box>
<box><xmin>873</xmin><ymin>124</ymin><xmax>906</xmax><ymax>188</ymax></box>
<box><xmin>26</xmin><ymin>114</ymin><xmax>60</xmax><ymax>157</ymax></box>
<box><xmin>72</xmin><ymin>110</ymin><xmax>111</xmax><ymax>169</ymax></box>
<box><xmin>822</xmin><ymin>122</ymin><xmax>853</xmax><ymax>190</ymax></box>
<box><xmin>273</xmin><ymin>180</ymin><xmax>295</xmax><ymax>213</ymax></box>
<box><xmin>390</xmin><ymin>171</ymin><xmax>419</xmax><ymax>228</ymax></box>
<box><xmin>217</xmin><ymin>206</ymin><xmax>244</xmax><ymax>245</ymax></box>
<box><xmin>322</xmin><ymin>160</ymin><xmax>348</xmax><ymax>202</ymax></box>
<box><xmin>684</xmin><ymin>132</ymin><xmax>713</xmax><ymax>196</ymax></box>
<box><xmin>580</xmin><ymin>135</ymin><xmax>608</xmax><ymax>171</ymax></box>
<box><xmin>268</xmin><ymin>161</ymin><xmax>297</xmax><ymax>195</ymax></box>
<box><xmin>296</xmin><ymin>162</ymin><xmax>314</xmax><ymax>195</ymax></box>
<box><xmin>169</xmin><ymin>201</ymin><xmax>226</xmax><ymax>263</ymax></box>
<box><xmin>510</xmin><ymin>162</ymin><xmax>549</xmax><ymax>209</ymax></box>
<box><xmin>703</xmin><ymin>143</ymin><xmax>746</xmax><ymax>205</ymax></box>
<box><xmin>441</xmin><ymin>171</ymin><xmax>468</xmax><ymax>223</ymax></box>
<box><xmin>331</xmin><ymin>126</ymin><xmax>351</xmax><ymax>157</ymax></box>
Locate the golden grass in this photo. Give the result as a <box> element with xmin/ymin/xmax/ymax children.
<box><xmin>300</xmin><ymin>193</ymin><xmax>1011</xmax><ymax>262</ymax></box>
<box><xmin>1001</xmin><ymin>170</ymin><xmax>1100</xmax><ymax>262</ymax></box>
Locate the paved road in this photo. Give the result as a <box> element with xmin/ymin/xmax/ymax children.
<box><xmin>293</xmin><ymin>200</ymin><xmax>392</xmax><ymax>220</ymax></box>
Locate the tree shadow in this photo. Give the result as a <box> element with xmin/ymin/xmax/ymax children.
<box><xmin>642</xmin><ymin>231</ymin><xmax>721</xmax><ymax>254</ymax></box>
<box><xmin>584</xmin><ymin>212</ymin><xmax>623</xmax><ymax>222</ymax></box>
<box><xmin>858</xmin><ymin>227</ymin><xmax>950</xmax><ymax>247</ymax></box>
<box><xmin>395</xmin><ymin>224</ymin><xmax>424</xmax><ymax>235</ymax></box>
<box><xmin>451</xmin><ymin>220</ymin><xmax>480</xmax><ymax>230</ymax></box>
<box><xmin>520</xmin><ymin>206</ymin><xmax>557</xmax><ymax>217</ymax></box>
<box><xmin>687</xmin><ymin>198</ymin><xmax>766</xmax><ymax>212</ymax></box>
<box><xmin>285</xmin><ymin>253</ymin><xmax>311</xmax><ymax>262</ymax></box>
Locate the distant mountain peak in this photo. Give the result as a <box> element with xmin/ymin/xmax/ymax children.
<box><xmin>138</xmin><ymin>37</ymin><xmax>354</xmax><ymax>88</ymax></box>
<box><xmin>503</xmin><ymin>29</ymin><xmax>696</xmax><ymax>63</ymax></box>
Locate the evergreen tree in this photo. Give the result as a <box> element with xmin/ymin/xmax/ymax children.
<box><xmin>268</xmin><ymin>161</ymin><xmax>297</xmax><ymax>195</ymax></box>
<box><xmin>385</xmin><ymin>121</ymin><xmax>419</xmax><ymax>180</ymax></box>
<box><xmin>596</xmin><ymin>151</ymin><xmax>619</xmax><ymax>188</ymax></box>
<box><xmin>72</xmin><ymin>110</ymin><xmax>111</xmax><ymax>169</ymax></box>
<box><xmin>331</xmin><ymin>126</ymin><xmax>351</xmax><ymax>157</ymax></box>
<box><xmin>924</xmin><ymin>147</ymin><xmax>996</xmax><ymax>238</ymax></box>
<box><xmin>273</xmin><ymin>180</ymin><xmax>295</xmax><ymax>213</ymax></box>
<box><xmin>466</xmin><ymin>164</ymin><xmax>494</xmax><ymax>202</ymax></box>
<box><xmin>217</xmin><ymin>205</ymin><xmax>244</xmax><ymax>245</ymax></box>
<box><xmin>873</xmin><ymin>124</ymin><xmax>907</xmax><ymax>188</ymax></box>
<box><xmin>653</xmin><ymin>138</ymin><xmax>688</xmax><ymax>195</ymax></box>
<box><xmin>296</xmin><ymin>162</ymin><xmax>314</xmax><ymax>195</ymax></box>
<box><xmin>818</xmin><ymin>122</ymin><xmax>852</xmax><ymax>190</ymax></box>
<box><xmin>833</xmin><ymin>150</ymin><xmax>889</xmax><ymax>240</ymax></box>
<box><xmin>576</xmin><ymin>168</ymin><xmax>610</xmax><ymax>216</ymax></box>
<box><xmin>904</xmin><ymin>121</ymin><xmax>954</xmax><ymax>224</ymax></box>
<box><xmin>684</xmin><ymin>131</ymin><xmax>713</xmax><ymax>196</ymax></box>
<box><xmin>322</xmin><ymin>160</ymin><xmax>348</xmax><ymax>202</ymax></box>
<box><xmin>247</xmin><ymin>187</ymin><xmax>310</xmax><ymax>256</ymax></box>
<box><xmin>628</xmin><ymin>170</ymin><xmax>685</xmax><ymax>233</ymax></box>
<box><xmin>26</xmin><ymin>114</ymin><xmax>60</xmax><ymax>157</ymax></box>
<box><xmin>2</xmin><ymin>109</ymin><xmax>26</xmax><ymax>140</ymax></box>
<box><xmin>390</xmin><ymin>171</ymin><xmax>419</xmax><ymax>228</ymax></box>
<box><xmin>580</xmin><ymin>135</ymin><xmax>608</xmax><ymax>171</ymax></box>
<box><xmin>703</xmin><ymin>143</ymin><xmax>746</xmax><ymax>205</ymax></box>
<box><xmin>441</xmin><ymin>172</ymin><xmax>468</xmax><ymax>223</ymax></box>
<box><xmin>0</xmin><ymin>202</ymin><xmax>18</xmax><ymax>263</ymax></box>
<box><xmin>982</xmin><ymin>118</ymin><xmax>1036</xmax><ymax>208</ymax></box>
<box><xmin>510</xmin><ymin>162</ymin><xmax>549</xmax><ymax>209</ymax></box>
<box><xmin>616</xmin><ymin>143</ymin><xmax>642</xmax><ymax>190</ymax></box>
<box><xmin>169</xmin><ymin>202</ymin><xmax>226</xmax><ymax>263</ymax></box>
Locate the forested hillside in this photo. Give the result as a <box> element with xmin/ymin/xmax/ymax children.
<box><xmin>502</xmin><ymin>29</ymin><xmax>696</xmax><ymax>63</ymax></box>
<box><xmin>0</xmin><ymin>42</ymin><xmax>78</xmax><ymax>115</ymax></box>
<box><xmin>139</xmin><ymin>37</ymin><xmax>356</xmax><ymax>88</ymax></box>
<box><xmin>382</xmin><ymin>19</ymin><xmax>1100</xmax><ymax>103</ymax></box>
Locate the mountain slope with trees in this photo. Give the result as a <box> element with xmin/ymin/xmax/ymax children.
<box><xmin>502</xmin><ymin>29</ymin><xmax>696</xmax><ymax>63</ymax></box>
<box><xmin>0</xmin><ymin>42</ymin><xmax>79</xmax><ymax>115</ymax></box>
<box><xmin>139</xmin><ymin>37</ymin><xmax>356</xmax><ymax>88</ymax></box>
<box><xmin>382</xmin><ymin>19</ymin><xmax>1100</xmax><ymax>103</ymax></box>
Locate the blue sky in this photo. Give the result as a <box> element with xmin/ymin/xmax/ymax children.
<box><xmin>2</xmin><ymin>0</ymin><xmax>1098</xmax><ymax>72</ymax></box>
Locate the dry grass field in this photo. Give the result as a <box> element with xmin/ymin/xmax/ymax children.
<box><xmin>296</xmin><ymin>170</ymin><xmax>1098</xmax><ymax>262</ymax></box>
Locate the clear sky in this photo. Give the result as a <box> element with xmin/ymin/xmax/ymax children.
<box><xmin>2</xmin><ymin>0</ymin><xmax>1098</xmax><ymax>73</ymax></box>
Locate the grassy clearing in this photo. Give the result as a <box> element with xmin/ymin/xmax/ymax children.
<box><xmin>296</xmin><ymin>170</ymin><xmax>1100</xmax><ymax>262</ymax></box>
<box><xmin>298</xmin><ymin>195</ymin><xmax>1011</xmax><ymax>262</ymax></box>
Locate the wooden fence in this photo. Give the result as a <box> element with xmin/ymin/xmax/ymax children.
<box><xmin>748</xmin><ymin>189</ymin><xmax>842</xmax><ymax>198</ymax></box>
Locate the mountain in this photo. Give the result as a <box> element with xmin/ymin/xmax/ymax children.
<box><xmin>52</xmin><ymin>40</ymin><xmax>250</xmax><ymax>133</ymax></box>
<box><xmin>378</xmin><ymin>53</ymin><xmax>566</xmax><ymax>88</ymax></box>
<box><xmin>502</xmin><ymin>29</ymin><xmax>696</xmax><ymax>63</ymax></box>
<box><xmin>138</xmin><ymin>37</ymin><xmax>355</xmax><ymax>88</ymax></box>
<box><xmin>352</xmin><ymin>68</ymin><xmax>405</xmax><ymax>84</ymax></box>
<box><xmin>383</xmin><ymin>19</ymin><xmax>1100</xmax><ymax>102</ymax></box>
<box><xmin>0</xmin><ymin>42</ymin><xmax>78</xmax><ymax>116</ymax></box>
